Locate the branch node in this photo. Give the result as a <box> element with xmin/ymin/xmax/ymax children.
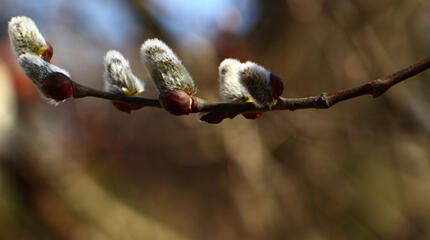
<box><xmin>369</xmin><ymin>79</ymin><xmax>388</xmax><ymax>98</ymax></box>
<box><xmin>317</xmin><ymin>93</ymin><xmax>331</xmax><ymax>108</ymax></box>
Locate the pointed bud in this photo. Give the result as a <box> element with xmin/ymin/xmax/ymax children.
<box><xmin>239</xmin><ymin>61</ymin><xmax>284</xmax><ymax>107</ymax></box>
<box><xmin>159</xmin><ymin>89</ymin><xmax>193</xmax><ymax>116</ymax></box>
<box><xmin>104</xmin><ymin>50</ymin><xmax>144</xmax><ymax>113</ymax></box>
<box><xmin>8</xmin><ymin>16</ymin><xmax>53</xmax><ymax>61</ymax></box>
<box><xmin>140</xmin><ymin>38</ymin><xmax>196</xmax><ymax>95</ymax></box>
<box><xmin>18</xmin><ymin>54</ymin><xmax>72</xmax><ymax>103</ymax></box>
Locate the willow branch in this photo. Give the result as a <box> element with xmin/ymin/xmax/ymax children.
<box><xmin>72</xmin><ymin>82</ymin><xmax>161</xmax><ymax>107</ymax></box>
<box><xmin>71</xmin><ymin>57</ymin><xmax>430</xmax><ymax>114</ymax></box>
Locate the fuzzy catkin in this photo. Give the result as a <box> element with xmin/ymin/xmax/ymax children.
<box><xmin>8</xmin><ymin>16</ymin><xmax>47</xmax><ymax>58</ymax></box>
<box><xmin>18</xmin><ymin>53</ymin><xmax>70</xmax><ymax>104</ymax></box>
<box><xmin>239</xmin><ymin>61</ymin><xmax>274</xmax><ymax>107</ymax></box>
<box><xmin>104</xmin><ymin>50</ymin><xmax>144</xmax><ymax>96</ymax></box>
<box><xmin>18</xmin><ymin>54</ymin><xmax>70</xmax><ymax>89</ymax></box>
<box><xmin>140</xmin><ymin>38</ymin><xmax>196</xmax><ymax>95</ymax></box>
<box><xmin>218</xmin><ymin>58</ymin><xmax>251</xmax><ymax>103</ymax></box>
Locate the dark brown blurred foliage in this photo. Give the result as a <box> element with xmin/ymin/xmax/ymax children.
<box><xmin>1</xmin><ymin>0</ymin><xmax>430</xmax><ymax>239</ymax></box>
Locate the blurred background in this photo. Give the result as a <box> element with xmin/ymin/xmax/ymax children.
<box><xmin>1</xmin><ymin>0</ymin><xmax>430</xmax><ymax>239</ymax></box>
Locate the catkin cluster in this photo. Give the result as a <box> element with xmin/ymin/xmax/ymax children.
<box><xmin>9</xmin><ymin>16</ymin><xmax>284</xmax><ymax>122</ymax></box>
<box><xmin>9</xmin><ymin>16</ymin><xmax>73</xmax><ymax>104</ymax></box>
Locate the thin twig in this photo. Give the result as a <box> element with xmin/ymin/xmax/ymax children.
<box><xmin>71</xmin><ymin>57</ymin><xmax>430</xmax><ymax>114</ymax></box>
<box><xmin>72</xmin><ymin>82</ymin><xmax>161</xmax><ymax>107</ymax></box>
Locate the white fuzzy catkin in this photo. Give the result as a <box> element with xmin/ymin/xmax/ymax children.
<box><xmin>140</xmin><ymin>38</ymin><xmax>196</xmax><ymax>95</ymax></box>
<box><xmin>218</xmin><ymin>58</ymin><xmax>251</xmax><ymax>102</ymax></box>
<box><xmin>18</xmin><ymin>54</ymin><xmax>70</xmax><ymax>103</ymax></box>
<box><xmin>239</xmin><ymin>61</ymin><xmax>274</xmax><ymax>107</ymax></box>
<box><xmin>8</xmin><ymin>16</ymin><xmax>47</xmax><ymax>58</ymax></box>
<box><xmin>104</xmin><ymin>50</ymin><xmax>144</xmax><ymax>96</ymax></box>
<box><xmin>18</xmin><ymin>54</ymin><xmax>70</xmax><ymax>88</ymax></box>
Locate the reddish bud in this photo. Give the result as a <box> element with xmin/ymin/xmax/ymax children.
<box><xmin>41</xmin><ymin>72</ymin><xmax>73</xmax><ymax>101</ymax></box>
<box><xmin>200</xmin><ymin>112</ymin><xmax>227</xmax><ymax>124</ymax></box>
<box><xmin>112</xmin><ymin>101</ymin><xmax>132</xmax><ymax>114</ymax></box>
<box><xmin>200</xmin><ymin>111</ymin><xmax>238</xmax><ymax>124</ymax></box>
<box><xmin>270</xmin><ymin>73</ymin><xmax>284</xmax><ymax>99</ymax></box>
<box><xmin>159</xmin><ymin>89</ymin><xmax>192</xmax><ymax>116</ymax></box>
<box><xmin>42</xmin><ymin>41</ymin><xmax>54</xmax><ymax>62</ymax></box>
<box><xmin>242</xmin><ymin>113</ymin><xmax>263</xmax><ymax>119</ymax></box>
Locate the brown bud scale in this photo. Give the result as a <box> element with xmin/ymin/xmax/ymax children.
<box><xmin>159</xmin><ymin>89</ymin><xmax>192</xmax><ymax>116</ymax></box>
<box><xmin>112</xmin><ymin>101</ymin><xmax>132</xmax><ymax>114</ymax></box>
<box><xmin>270</xmin><ymin>73</ymin><xmax>284</xmax><ymax>99</ymax></box>
<box><xmin>41</xmin><ymin>72</ymin><xmax>73</xmax><ymax>101</ymax></box>
<box><xmin>42</xmin><ymin>41</ymin><xmax>54</xmax><ymax>62</ymax></box>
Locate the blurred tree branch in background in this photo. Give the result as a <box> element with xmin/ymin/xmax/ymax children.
<box><xmin>127</xmin><ymin>0</ymin><xmax>171</xmax><ymax>44</ymax></box>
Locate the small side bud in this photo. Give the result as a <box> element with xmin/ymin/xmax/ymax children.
<box><xmin>8</xmin><ymin>16</ymin><xmax>53</xmax><ymax>61</ymax></box>
<box><xmin>199</xmin><ymin>111</ymin><xmax>238</xmax><ymax>124</ymax></box>
<box><xmin>199</xmin><ymin>112</ymin><xmax>228</xmax><ymax>124</ymax></box>
<box><xmin>112</xmin><ymin>101</ymin><xmax>132</xmax><ymax>114</ymax></box>
<box><xmin>140</xmin><ymin>38</ymin><xmax>196</xmax><ymax>95</ymax></box>
<box><xmin>18</xmin><ymin>54</ymin><xmax>72</xmax><ymax>103</ymax></box>
<box><xmin>159</xmin><ymin>89</ymin><xmax>193</xmax><ymax>116</ymax></box>
<box><xmin>104</xmin><ymin>50</ymin><xmax>144</xmax><ymax>113</ymax></box>
<box><xmin>239</xmin><ymin>61</ymin><xmax>284</xmax><ymax>107</ymax></box>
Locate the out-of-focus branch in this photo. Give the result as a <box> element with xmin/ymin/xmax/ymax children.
<box><xmin>127</xmin><ymin>0</ymin><xmax>170</xmax><ymax>42</ymax></box>
<box><xmin>71</xmin><ymin>56</ymin><xmax>430</xmax><ymax>115</ymax></box>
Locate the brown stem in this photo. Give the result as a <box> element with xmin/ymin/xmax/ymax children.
<box><xmin>273</xmin><ymin>56</ymin><xmax>430</xmax><ymax>111</ymax></box>
<box><xmin>71</xmin><ymin>57</ymin><xmax>430</xmax><ymax>115</ymax></box>
<box><xmin>72</xmin><ymin>82</ymin><xmax>161</xmax><ymax>107</ymax></box>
